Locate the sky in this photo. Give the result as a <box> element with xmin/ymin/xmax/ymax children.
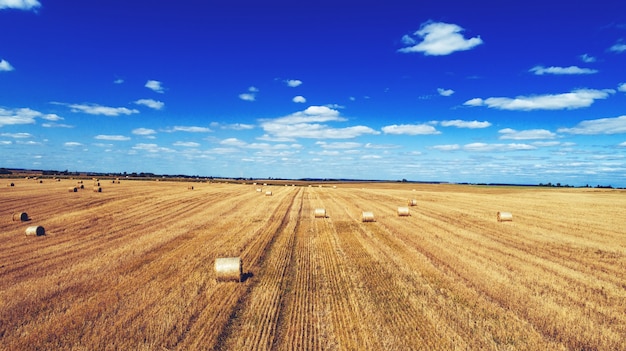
<box><xmin>1</xmin><ymin>0</ymin><xmax>626</xmax><ymax>186</ymax></box>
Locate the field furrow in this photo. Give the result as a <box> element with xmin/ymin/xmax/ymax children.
<box><xmin>1</xmin><ymin>180</ymin><xmax>624</xmax><ymax>350</ymax></box>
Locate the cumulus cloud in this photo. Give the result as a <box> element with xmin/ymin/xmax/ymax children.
<box><xmin>618</xmin><ymin>83</ymin><xmax>626</xmax><ymax>92</ymax></box>
<box><xmin>145</xmin><ymin>80</ymin><xmax>165</xmax><ymax>93</ymax></box>
<box><xmin>132</xmin><ymin>143</ymin><xmax>174</xmax><ymax>153</ymax></box>
<box><xmin>1</xmin><ymin>132</ymin><xmax>32</xmax><ymax>138</ymax></box>
<box><xmin>557</xmin><ymin>116</ymin><xmax>626</xmax><ymax>135</ymax></box>
<box><xmin>239</xmin><ymin>86</ymin><xmax>258</xmax><ymax>101</ymax></box>
<box><xmin>212</xmin><ymin>122</ymin><xmax>255</xmax><ymax>130</ymax></box>
<box><xmin>439</xmin><ymin>120</ymin><xmax>491</xmax><ymax>128</ymax></box>
<box><xmin>609</xmin><ymin>42</ymin><xmax>626</xmax><ymax>53</ymax></box>
<box><xmin>0</xmin><ymin>59</ymin><xmax>14</xmax><ymax>72</ymax></box>
<box><xmin>437</xmin><ymin>88</ymin><xmax>454</xmax><ymax>96</ymax></box>
<box><xmin>463</xmin><ymin>89</ymin><xmax>614</xmax><ymax>111</ymax></box>
<box><xmin>0</xmin><ymin>107</ymin><xmax>40</xmax><ymax>127</ymax></box>
<box><xmin>0</xmin><ymin>0</ymin><xmax>40</xmax><ymax>10</ymax></box>
<box><xmin>316</xmin><ymin>141</ymin><xmax>362</xmax><ymax>149</ymax></box>
<box><xmin>381</xmin><ymin>124</ymin><xmax>440</xmax><ymax>135</ymax></box>
<box><xmin>529</xmin><ymin>65</ymin><xmax>598</xmax><ymax>75</ymax></box>
<box><xmin>132</xmin><ymin>128</ymin><xmax>157</xmax><ymax>136</ymax></box>
<box><xmin>293</xmin><ymin>95</ymin><xmax>306</xmax><ymax>103</ymax></box>
<box><xmin>432</xmin><ymin>144</ymin><xmax>461</xmax><ymax>151</ymax></box>
<box><xmin>463</xmin><ymin>142</ymin><xmax>536</xmax><ymax>152</ymax></box>
<box><xmin>54</xmin><ymin>102</ymin><xmax>139</xmax><ymax>116</ymax></box>
<box><xmin>94</xmin><ymin>134</ymin><xmax>131</xmax><ymax>141</ymax></box>
<box><xmin>498</xmin><ymin>128</ymin><xmax>556</xmax><ymax>140</ymax></box>
<box><xmin>399</xmin><ymin>21</ymin><xmax>483</xmax><ymax>56</ymax></box>
<box><xmin>166</xmin><ymin>126</ymin><xmax>212</xmax><ymax>133</ymax></box>
<box><xmin>580</xmin><ymin>54</ymin><xmax>596</xmax><ymax>63</ymax></box>
<box><xmin>134</xmin><ymin>99</ymin><xmax>164</xmax><ymax>110</ymax></box>
<box><xmin>173</xmin><ymin>141</ymin><xmax>200</xmax><ymax>147</ymax></box>
<box><xmin>285</xmin><ymin>79</ymin><xmax>302</xmax><ymax>87</ymax></box>
<box><xmin>260</xmin><ymin>105</ymin><xmax>378</xmax><ymax>140</ymax></box>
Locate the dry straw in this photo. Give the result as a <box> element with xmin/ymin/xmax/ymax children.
<box><xmin>25</xmin><ymin>226</ymin><xmax>45</xmax><ymax>236</ymax></box>
<box><xmin>408</xmin><ymin>199</ymin><xmax>417</xmax><ymax>206</ymax></box>
<box><xmin>497</xmin><ymin>211</ymin><xmax>513</xmax><ymax>222</ymax></box>
<box><xmin>12</xmin><ymin>212</ymin><xmax>28</xmax><ymax>221</ymax></box>
<box><xmin>397</xmin><ymin>207</ymin><xmax>410</xmax><ymax>216</ymax></box>
<box><xmin>362</xmin><ymin>211</ymin><xmax>375</xmax><ymax>222</ymax></box>
<box><xmin>214</xmin><ymin>257</ymin><xmax>243</xmax><ymax>282</ymax></box>
<box><xmin>314</xmin><ymin>208</ymin><xmax>326</xmax><ymax>218</ymax></box>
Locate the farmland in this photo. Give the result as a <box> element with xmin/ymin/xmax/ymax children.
<box><xmin>1</xmin><ymin>178</ymin><xmax>625</xmax><ymax>350</ymax></box>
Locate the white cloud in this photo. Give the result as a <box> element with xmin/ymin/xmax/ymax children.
<box><xmin>557</xmin><ymin>116</ymin><xmax>626</xmax><ymax>135</ymax></box>
<box><xmin>618</xmin><ymin>83</ymin><xmax>626</xmax><ymax>92</ymax></box>
<box><xmin>463</xmin><ymin>89</ymin><xmax>614</xmax><ymax>111</ymax></box>
<box><xmin>134</xmin><ymin>99</ymin><xmax>164</xmax><ymax>110</ymax></box>
<box><xmin>609</xmin><ymin>42</ymin><xmax>626</xmax><ymax>53</ymax></box>
<box><xmin>293</xmin><ymin>95</ymin><xmax>307</xmax><ymax>103</ymax></box>
<box><xmin>381</xmin><ymin>124</ymin><xmax>440</xmax><ymax>135</ymax></box>
<box><xmin>64</xmin><ymin>142</ymin><xmax>82</xmax><ymax>147</ymax></box>
<box><xmin>0</xmin><ymin>59</ymin><xmax>15</xmax><ymax>72</ymax></box>
<box><xmin>167</xmin><ymin>126</ymin><xmax>212</xmax><ymax>133</ymax></box>
<box><xmin>239</xmin><ymin>93</ymin><xmax>256</xmax><ymax>101</ymax></box>
<box><xmin>439</xmin><ymin>120</ymin><xmax>491</xmax><ymax>128</ymax></box>
<box><xmin>580</xmin><ymin>54</ymin><xmax>596</xmax><ymax>63</ymax></box>
<box><xmin>529</xmin><ymin>65</ymin><xmax>598</xmax><ymax>75</ymax></box>
<box><xmin>316</xmin><ymin>141</ymin><xmax>362</xmax><ymax>149</ymax></box>
<box><xmin>285</xmin><ymin>79</ymin><xmax>302</xmax><ymax>87</ymax></box>
<box><xmin>215</xmin><ymin>123</ymin><xmax>254</xmax><ymax>130</ymax></box>
<box><xmin>132</xmin><ymin>128</ymin><xmax>157</xmax><ymax>136</ymax></box>
<box><xmin>0</xmin><ymin>107</ymin><xmax>40</xmax><ymax>127</ymax></box>
<box><xmin>431</xmin><ymin>144</ymin><xmax>460</xmax><ymax>151</ymax></box>
<box><xmin>260</xmin><ymin>106</ymin><xmax>378</xmax><ymax>140</ymax></box>
<box><xmin>57</xmin><ymin>102</ymin><xmax>139</xmax><ymax>116</ymax></box>
<box><xmin>437</xmin><ymin>88</ymin><xmax>455</xmax><ymax>96</ymax></box>
<box><xmin>618</xmin><ymin>141</ymin><xmax>626</xmax><ymax>148</ymax></box>
<box><xmin>113</xmin><ymin>78</ymin><xmax>124</xmax><ymax>84</ymax></box>
<box><xmin>398</xmin><ymin>21</ymin><xmax>483</xmax><ymax>56</ymax></box>
<box><xmin>1</xmin><ymin>132</ymin><xmax>32</xmax><ymax>138</ymax></box>
<box><xmin>132</xmin><ymin>143</ymin><xmax>174</xmax><ymax>153</ymax></box>
<box><xmin>173</xmin><ymin>141</ymin><xmax>200</xmax><ymax>147</ymax></box>
<box><xmin>0</xmin><ymin>0</ymin><xmax>40</xmax><ymax>10</ymax></box>
<box><xmin>41</xmin><ymin>113</ymin><xmax>63</xmax><ymax>121</ymax></box>
<box><xmin>94</xmin><ymin>135</ymin><xmax>131</xmax><ymax>141</ymax></box>
<box><xmin>145</xmin><ymin>80</ymin><xmax>164</xmax><ymax>93</ymax></box>
<box><xmin>498</xmin><ymin>128</ymin><xmax>556</xmax><ymax>140</ymax></box>
<box><xmin>463</xmin><ymin>142</ymin><xmax>536</xmax><ymax>152</ymax></box>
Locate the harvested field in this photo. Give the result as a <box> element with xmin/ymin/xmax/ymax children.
<box><xmin>1</xmin><ymin>179</ymin><xmax>625</xmax><ymax>350</ymax></box>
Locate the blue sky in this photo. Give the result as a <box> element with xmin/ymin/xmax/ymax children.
<box><xmin>1</xmin><ymin>0</ymin><xmax>626</xmax><ymax>186</ymax></box>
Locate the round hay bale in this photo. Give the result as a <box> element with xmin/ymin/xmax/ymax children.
<box><xmin>215</xmin><ymin>257</ymin><xmax>242</xmax><ymax>282</ymax></box>
<box><xmin>256</xmin><ymin>188</ymin><xmax>262</xmax><ymax>192</ymax></box>
<box><xmin>408</xmin><ymin>199</ymin><xmax>417</xmax><ymax>206</ymax></box>
<box><xmin>12</xmin><ymin>212</ymin><xmax>28</xmax><ymax>221</ymax></box>
<box><xmin>497</xmin><ymin>211</ymin><xmax>513</xmax><ymax>222</ymax></box>
<box><xmin>314</xmin><ymin>208</ymin><xmax>326</xmax><ymax>218</ymax></box>
<box><xmin>397</xmin><ymin>206</ymin><xmax>410</xmax><ymax>216</ymax></box>
<box><xmin>79</xmin><ymin>184</ymin><xmax>84</xmax><ymax>189</ymax></box>
<box><xmin>362</xmin><ymin>211</ymin><xmax>375</xmax><ymax>222</ymax></box>
<box><xmin>8</xmin><ymin>182</ymin><xmax>15</xmax><ymax>187</ymax></box>
<box><xmin>93</xmin><ymin>186</ymin><xmax>102</xmax><ymax>192</ymax></box>
<box><xmin>188</xmin><ymin>185</ymin><xmax>194</xmax><ymax>190</ymax></box>
<box><xmin>265</xmin><ymin>191</ymin><xmax>272</xmax><ymax>196</ymax></box>
<box><xmin>25</xmin><ymin>225</ymin><xmax>45</xmax><ymax>236</ymax></box>
<box><xmin>68</xmin><ymin>187</ymin><xmax>78</xmax><ymax>192</ymax></box>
